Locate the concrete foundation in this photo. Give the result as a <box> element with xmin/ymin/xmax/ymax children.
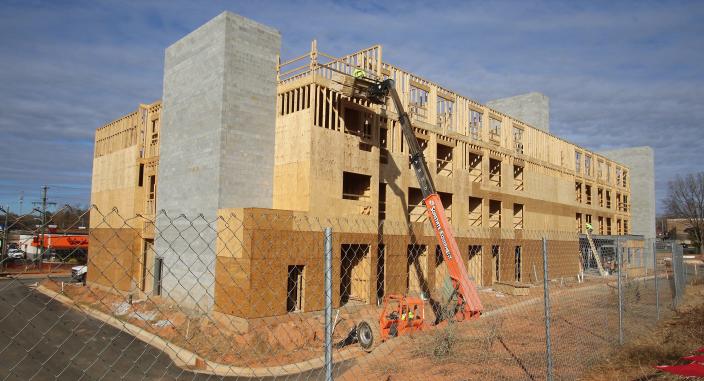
<box><xmin>155</xmin><ymin>11</ymin><xmax>280</xmax><ymax>310</ymax></box>
<box><xmin>487</xmin><ymin>92</ymin><xmax>550</xmax><ymax>132</ymax></box>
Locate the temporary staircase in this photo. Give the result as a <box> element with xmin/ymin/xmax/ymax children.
<box><xmin>586</xmin><ymin>230</ymin><xmax>608</xmax><ymax>276</ymax></box>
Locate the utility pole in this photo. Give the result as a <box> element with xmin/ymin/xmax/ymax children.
<box><xmin>1</xmin><ymin>206</ymin><xmax>8</xmax><ymax>270</ymax></box>
<box><xmin>32</xmin><ymin>186</ymin><xmax>56</xmax><ymax>266</ymax></box>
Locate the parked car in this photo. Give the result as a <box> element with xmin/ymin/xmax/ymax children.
<box><xmin>71</xmin><ymin>265</ymin><xmax>87</xmax><ymax>283</ymax></box>
<box><xmin>7</xmin><ymin>248</ymin><xmax>25</xmax><ymax>260</ymax></box>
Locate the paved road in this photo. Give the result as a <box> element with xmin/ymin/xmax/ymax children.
<box><xmin>0</xmin><ymin>278</ymin><xmax>351</xmax><ymax>381</ymax></box>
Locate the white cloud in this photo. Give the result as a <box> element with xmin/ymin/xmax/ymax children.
<box><xmin>1</xmin><ymin>0</ymin><xmax>702</xmax><ymax>212</ymax></box>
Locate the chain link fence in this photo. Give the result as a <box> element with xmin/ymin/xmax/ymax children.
<box><xmin>1</xmin><ymin>205</ymin><xmax>702</xmax><ymax>380</ymax></box>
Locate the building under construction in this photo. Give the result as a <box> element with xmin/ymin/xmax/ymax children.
<box><xmin>88</xmin><ymin>12</ymin><xmax>632</xmax><ymax>322</ymax></box>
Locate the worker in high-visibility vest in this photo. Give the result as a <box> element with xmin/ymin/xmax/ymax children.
<box><xmin>406</xmin><ymin>308</ymin><xmax>414</xmax><ymax>327</ymax></box>
<box><xmin>353</xmin><ymin>68</ymin><xmax>365</xmax><ymax>78</ymax></box>
<box><xmin>585</xmin><ymin>222</ymin><xmax>594</xmax><ymax>232</ymax></box>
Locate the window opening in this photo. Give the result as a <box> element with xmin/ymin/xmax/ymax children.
<box><xmin>342</xmin><ymin>172</ymin><xmax>371</xmax><ymax>201</ymax></box>
<box><xmin>287</xmin><ymin>265</ymin><xmax>305</xmax><ymax>312</ymax></box>
<box><xmin>437</xmin><ymin>144</ymin><xmax>453</xmax><ymax>177</ymax></box>
<box><xmin>513</xmin><ymin>165</ymin><xmax>524</xmax><ymax>191</ymax></box>
<box><xmin>468</xmin><ymin>197</ymin><xmax>482</xmax><ymax>227</ymax></box>
<box><xmin>466</xmin><ymin>151</ymin><xmax>482</xmax><ymax>183</ymax></box>
<box><xmin>513</xmin><ymin>203</ymin><xmax>524</xmax><ymax>230</ymax></box>
<box><xmin>489</xmin><ymin>159</ymin><xmax>502</xmax><ymax>187</ymax></box>
<box><xmin>513</xmin><ymin>127</ymin><xmax>524</xmax><ymax>154</ymax></box>
<box><xmin>469</xmin><ymin>110</ymin><xmax>482</xmax><ymax>140</ymax></box>
<box><xmin>489</xmin><ymin>200</ymin><xmax>501</xmax><ymax>228</ymax></box>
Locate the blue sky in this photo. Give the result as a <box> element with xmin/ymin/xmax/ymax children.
<box><xmin>0</xmin><ymin>0</ymin><xmax>702</xmax><ymax>214</ymax></box>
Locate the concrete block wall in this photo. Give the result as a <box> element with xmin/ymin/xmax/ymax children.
<box><xmin>601</xmin><ymin>146</ymin><xmax>656</xmax><ymax>267</ymax></box>
<box><xmin>487</xmin><ymin>92</ymin><xmax>550</xmax><ymax>132</ymax></box>
<box><xmin>600</xmin><ymin>146</ymin><xmax>656</xmax><ymax>239</ymax></box>
<box><xmin>154</xmin><ymin>11</ymin><xmax>280</xmax><ymax>310</ymax></box>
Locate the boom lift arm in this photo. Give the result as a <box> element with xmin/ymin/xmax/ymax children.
<box><xmin>361</xmin><ymin>78</ymin><xmax>484</xmax><ymax>321</ymax></box>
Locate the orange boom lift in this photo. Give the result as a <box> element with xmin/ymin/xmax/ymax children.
<box><xmin>334</xmin><ymin>70</ymin><xmax>483</xmax><ymax>349</ymax></box>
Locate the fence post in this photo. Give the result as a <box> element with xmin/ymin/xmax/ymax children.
<box><xmin>617</xmin><ymin>237</ymin><xmax>624</xmax><ymax>345</ymax></box>
<box><xmin>1</xmin><ymin>206</ymin><xmax>8</xmax><ymax>271</ymax></box>
<box><xmin>653</xmin><ymin>240</ymin><xmax>659</xmax><ymax>320</ymax></box>
<box><xmin>672</xmin><ymin>242</ymin><xmax>684</xmax><ymax>308</ymax></box>
<box><xmin>324</xmin><ymin>227</ymin><xmax>333</xmax><ymax>381</ymax></box>
<box><xmin>541</xmin><ymin>237</ymin><xmax>553</xmax><ymax>381</ymax></box>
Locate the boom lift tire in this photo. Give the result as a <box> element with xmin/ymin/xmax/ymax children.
<box><xmin>357</xmin><ymin>321</ymin><xmax>375</xmax><ymax>352</ymax></box>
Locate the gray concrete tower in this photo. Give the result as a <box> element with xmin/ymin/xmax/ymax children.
<box><xmin>600</xmin><ymin>146</ymin><xmax>656</xmax><ymax>240</ymax></box>
<box><xmin>487</xmin><ymin>92</ymin><xmax>550</xmax><ymax>132</ymax></box>
<box><xmin>154</xmin><ymin>11</ymin><xmax>281</xmax><ymax>310</ymax></box>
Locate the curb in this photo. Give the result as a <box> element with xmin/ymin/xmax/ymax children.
<box><xmin>34</xmin><ymin>285</ymin><xmax>362</xmax><ymax>377</ymax></box>
<box><xmin>1</xmin><ymin>273</ymin><xmax>71</xmax><ymax>279</ymax></box>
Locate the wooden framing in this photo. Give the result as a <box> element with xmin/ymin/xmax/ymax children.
<box><xmin>88</xmin><ymin>101</ymin><xmax>162</xmax><ymax>293</ymax></box>
<box><xmin>273</xmin><ymin>41</ymin><xmax>631</xmax><ymax>234</ymax></box>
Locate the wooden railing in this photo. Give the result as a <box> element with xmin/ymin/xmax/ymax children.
<box><xmin>513</xmin><ymin>218</ymin><xmax>523</xmax><ymax>230</ymax></box>
<box><xmin>436</xmin><ymin>158</ymin><xmax>453</xmax><ymax>177</ymax></box>
<box><xmin>488</xmin><ymin>215</ymin><xmax>501</xmax><ymax>228</ymax></box>
<box><xmin>408</xmin><ymin>205</ymin><xmax>426</xmax><ymax>223</ymax></box>
<box><xmin>469</xmin><ymin>167</ymin><xmax>482</xmax><ymax>183</ymax></box>
<box><xmin>489</xmin><ymin>169</ymin><xmax>501</xmax><ymax>187</ymax></box>
<box><xmin>277</xmin><ymin>41</ymin><xmax>382</xmax><ymax>85</ymax></box>
<box><xmin>469</xmin><ymin>213</ymin><xmax>482</xmax><ymax>227</ymax></box>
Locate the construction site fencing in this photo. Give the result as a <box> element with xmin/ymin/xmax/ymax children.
<box><xmin>0</xmin><ymin>205</ymin><xmax>702</xmax><ymax>380</ymax></box>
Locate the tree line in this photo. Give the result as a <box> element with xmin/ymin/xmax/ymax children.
<box><xmin>664</xmin><ymin>172</ymin><xmax>704</xmax><ymax>253</ymax></box>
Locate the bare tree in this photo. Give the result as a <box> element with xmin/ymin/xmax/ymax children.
<box><xmin>665</xmin><ymin>173</ymin><xmax>704</xmax><ymax>253</ymax></box>
<box><xmin>47</xmin><ymin>204</ymin><xmax>90</xmax><ymax>231</ymax></box>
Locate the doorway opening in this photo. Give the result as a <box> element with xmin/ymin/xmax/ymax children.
<box><xmin>340</xmin><ymin>244</ymin><xmax>371</xmax><ymax>306</ymax></box>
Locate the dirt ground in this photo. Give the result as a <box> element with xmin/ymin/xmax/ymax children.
<box><xmin>41</xmin><ymin>279</ymin><xmax>360</xmax><ymax>367</ymax></box>
<box><xmin>337</xmin><ymin>276</ymin><xmax>690</xmax><ymax>381</ymax></box>
<box><xmin>41</xmin><ymin>273</ymin><xmax>609</xmax><ymax>367</ymax></box>
<box><xmin>40</xmin><ymin>272</ymin><xmax>689</xmax><ymax>376</ymax></box>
